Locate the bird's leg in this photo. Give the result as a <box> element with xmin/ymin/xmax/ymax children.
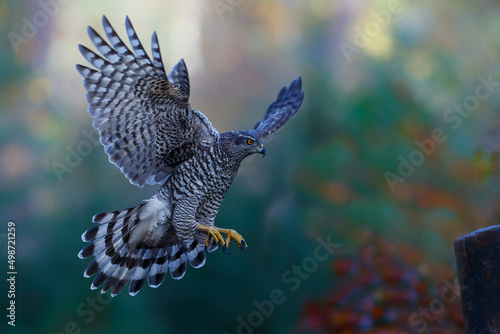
<box><xmin>197</xmin><ymin>224</ymin><xmax>248</xmax><ymax>254</ymax></box>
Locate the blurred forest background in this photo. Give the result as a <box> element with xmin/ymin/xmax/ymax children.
<box><xmin>2</xmin><ymin>0</ymin><xmax>500</xmax><ymax>333</ymax></box>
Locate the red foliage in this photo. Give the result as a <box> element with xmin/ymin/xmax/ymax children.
<box><xmin>297</xmin><ymin>237</ymin><xmax>463</xmax><ymax>333</ymax></box>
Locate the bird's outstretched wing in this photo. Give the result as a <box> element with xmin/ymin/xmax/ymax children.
<box><xmin>250</xmin><ymin>76</ymin><xmax>304</xmax><ymax>138</ymax></box>
<box><xmin>76</xmin><ymin>16</ymin><xmax>218</xmax><ymax>187</ymax></box>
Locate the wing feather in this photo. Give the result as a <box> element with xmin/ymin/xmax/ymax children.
<box><xmin>151</xmin><ymin>31</ymin><xmax>165</xmax><ymax>71</ymax></box>
<box><xmin>77</xmin><ymin>15</ymin><xmax>218</xmax><ymax>187</ymax></box>
<box><xmin>250</xmin><ymin>76</ymin><xmax>304</xmax><ymax>138</ymax></box>
<box><xmin>167</xmin><ymin>58</ymin><xmax>190</xmax><ymax>100</ymax></box>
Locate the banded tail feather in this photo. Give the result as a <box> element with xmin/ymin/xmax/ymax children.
<box><xmin>78</xmin><ymin>198</ymin><xmax>214</xmax><ymax>296</ymax></box>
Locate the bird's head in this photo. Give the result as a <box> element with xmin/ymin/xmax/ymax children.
<box><xmin>220</xmin><ymin>131</ymin><xmax>266</xmax><ymax>162</ymax></box>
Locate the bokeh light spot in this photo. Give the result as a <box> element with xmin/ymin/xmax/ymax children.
<box><xmin>364</xmin><ymin>33</ymin><xmax>394</xmax><ymax>60</ymax></box>
<box><xmin>1</xmin><ymin>143</ymin><xmax>35</xmax><ymax>182</ymax></box>
<box><xmin>406</xmin><ymin>51</ymin><xmax>433</xmax><ymax>80</ymax></box>
<box><xmin>27</xmin><ymin>77</ymin><xmax>52</xmax><ymax>105</ymax></box>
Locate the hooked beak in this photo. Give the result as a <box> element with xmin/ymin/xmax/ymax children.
<box><xmin>256</xmin><ymin>143</ymin><xmax>266</xmax><ymax>157</ymax></box>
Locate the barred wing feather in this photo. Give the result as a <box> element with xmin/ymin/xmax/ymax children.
<box><xmin>76</xmin><ymin>15</ymin><xmax>217</xmax><ymax>187</ymax></box>
<box><xmin>250</xmin><ymin>76</ymin><xmax>304</xmax><ymax>138</ymax></box>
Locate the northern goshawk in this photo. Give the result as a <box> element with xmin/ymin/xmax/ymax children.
<box><xmin>77</xmin><ymin>16</ymin><xmax>304</xmax><ymax>296</ymax></box>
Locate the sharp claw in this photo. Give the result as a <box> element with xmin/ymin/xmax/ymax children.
<box><xmin>200</xmin><ymin>225</ymin><xmax>248</xmax><ymax>255</ymax></box>
<box><xmin>222</xmin><ymin>244</ymin><xmax>232</xmax><ymax>255</ymax></box>
<box><xmin>240</xmin><ymin>240</ymin><xmax>248</xmax><ymax>253</ymax></box>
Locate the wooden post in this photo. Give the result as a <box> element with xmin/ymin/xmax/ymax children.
<box><xmin>454</xmin><ymin>225</ymin><xmax>500</xmax><ymax>333</ymax></box>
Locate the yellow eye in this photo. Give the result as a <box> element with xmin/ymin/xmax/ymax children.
<box><xmin>247</xmin><ymin>139</ymin><xmax>254</xmax><ymax>145</ymax></box>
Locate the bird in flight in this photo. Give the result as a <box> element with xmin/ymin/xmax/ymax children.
<box><xmin>77</xmin><ymin>16</ymin><xmax>304</xmax><ymax>296</ymax></box>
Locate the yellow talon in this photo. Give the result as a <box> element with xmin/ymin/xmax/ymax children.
<box><xmin>197</xmin><ymin>225</ymin><xmax>225</xmax><ymax>248</ymax></box>
<box><xmin>197</xmin><ymin>225</ymin><xmax>248</xmax><ymax>253</ymax></box>
<box><xmin>218</xmin><ymin>228</ymin><xmax>245</xmax><ymax>249</ymax></box>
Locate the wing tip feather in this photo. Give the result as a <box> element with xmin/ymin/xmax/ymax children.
<box><xmin>251</xmin><ymin>75</ymin><xmax>305</xmax><ymax>138</ymax></box>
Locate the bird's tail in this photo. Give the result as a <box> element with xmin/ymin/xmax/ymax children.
<box><xmin>78</xmin><ymin>198</ymin><xmax>215</xmax><ymax>296</ymax></box>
